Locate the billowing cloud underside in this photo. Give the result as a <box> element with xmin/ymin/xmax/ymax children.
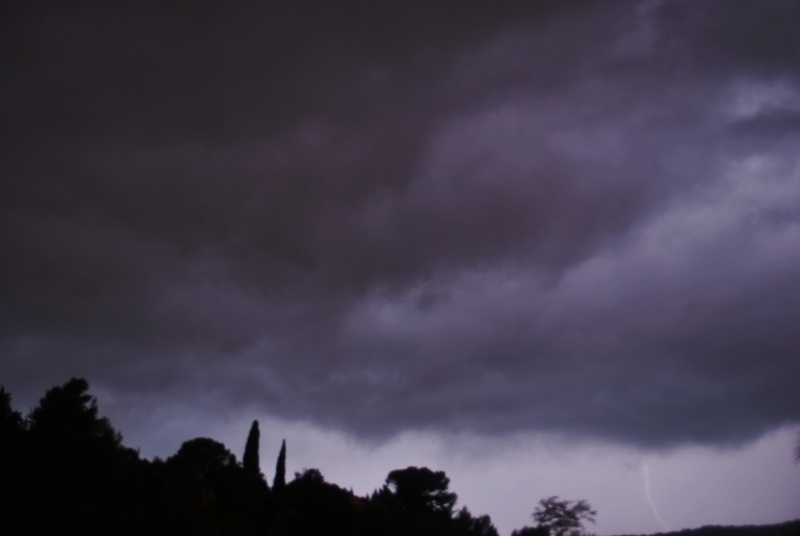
<box><xmin>2</xmin><ymin>0</ymin><xmax>799</xmax><ymax>447</ymax></box>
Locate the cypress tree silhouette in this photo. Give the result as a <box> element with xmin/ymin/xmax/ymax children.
<box><xmin>273</xmin><ymin>439</ymin><xmax>286</xmax><ymax>491</ymax></box>
<box><xmin>243</xmin><ymin>420</ymin><xmax>261</xmax><ymax>479</ymax></box>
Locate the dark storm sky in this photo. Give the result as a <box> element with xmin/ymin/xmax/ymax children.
<box><xmin>2</xmin><ymin>0</ymin><xmax>800</xmax><ymax>452</ymax></box>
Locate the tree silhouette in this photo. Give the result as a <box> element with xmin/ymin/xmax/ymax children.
<box><xmin>28</xmin><ymin>377</ymin><xmax>121</xmax><ymax>446</ymax></box>
<box><xmin>243</xmin><ymin>420</ymin><xmax>263</xmax><ymax>482</ymax></box>
<box><xmin>0</xmin><ymin>386</ymin><xmax>27</xmax><ymax>522</ymax></box>
<box><xmin>531</xmin><ymin>496</ymin><xmax>596</xmax><ymax>536</ymax></box>
<box><xmin>385</xmin><ymin>466</ymin><xmax>457</xmax><ymax>518</ymax></box>
<box><xmin>19</xmin><ymin>378</ymin><xmax>143</xmax><ymax>534</ymax></box>
<box><xmin>455</xmin><ymin>507</ymin><xmax>500</xmax><ymax>536</ymax></box>
<box><xmin>283</xmin><ymin>468</ymin><xmax>359</xmax><ymax>536</ymax></box>
<box><xmin>273</xmin><ymin>439</ymin><xmax>287</xmax><ymax>492</ymax></box>
<box><xmin>0</xmin><ymin>386</ymin><xmax>24</xmax><ymax>436</ymax></box>
<box><xmin>511</xmin><ymin>527</ymin><xmax>550</xmax><ymax>536</ymax></box>
<box><xmin>169</xmin><ymin>437</ymin><xmax>237</xmax><ymax>476</ymax></box>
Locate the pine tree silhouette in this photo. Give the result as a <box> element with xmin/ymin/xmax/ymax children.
<box><xmin>273</xmin><ymin>439</ymin><xmax>286</xmax><ymax>492</ymax></box>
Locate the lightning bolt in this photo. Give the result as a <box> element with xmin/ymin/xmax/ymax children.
<box><xmin>642</xmin><ymin>462</ymin><xmax>670</xmax><ymax>532</ymax></box>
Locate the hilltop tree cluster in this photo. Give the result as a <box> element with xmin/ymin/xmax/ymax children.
<box><xmin>0</xmin><ymin>378</ymin><xmax>516</xmax><ymax>536</ymax></box>
<box><xmin>4</xmin><ymin>378</ymin><xmax>798</xmax><ymax>536</ymax></box>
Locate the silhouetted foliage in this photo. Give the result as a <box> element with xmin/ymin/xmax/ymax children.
<box><xmin>163</xmin><ymin>437</ymin><xmax>269</xmax><ymax>535</ymax></box>
<box><xmin>168</xmin><ymin>437</ymin><xmax>237</xmax><ymax>474</ymax></box>
<box><xmin>0</xmin><ymin>386</ymin><xmax>24</xmax><ymax>435</ymax></box>
<box><xmin>16</xmin><ymin>378</ymin><xmax>144</xmax><ymax>534</ymax></box>
<box><xmin>281</xmin><ymin>468</ymin><xmax>360</xmax><ymax>536</ymax></box>
<box><xmin>531</xmin><ymin>496</ymin><xmax>596</xmax><ymax>536</ymax></box>
<box><xmin>2</xmin><ymin>378</ymin><xmax>797</xmax><ymax>536</ymax></box>
<box><xmin>0</xmin><ymin>385</ymin><xmax>25</xmax><ymax>470</ymax></box>
<box><xmin>243</xmin><ymin>420</ymin><xmax>262</xmax><ymax>481</ymax></box>
<box><xmin>385</xmin><ymin>466</ymin><xmax>457</xmax><ymax>518</ymax></box>
<box><xmin>0</xmin><ymin>386</ymin><xmax>28</xmax><ymax>533</ymax></box>
<box><xmin>455</xmin><ymin>507</ymin><xmax>500</xmax><ymax>536</ymax></box>
<box><xmin>616</xmin><ymin>520</ymin><xmax>800</xmax><ymax>536</ymax></box>
<box><xmin>511</xmin><ymin>526</ymin><xmax>550</xmax><ymax>536</ymax></box>
<box><xmin>273</xmin><ymin>438</ymin><xmax>287</xmax><ymax>492</ymax></box>
<box><xmin>28</xmin><ymin>377</ymin><xmax>121</xmax><ymax>446</ymax></box>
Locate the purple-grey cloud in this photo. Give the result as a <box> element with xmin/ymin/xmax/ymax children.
<box><xmin>2</xmin><ymin>0</ymin><xmax>799</xmax><ymax>449</ymax></box>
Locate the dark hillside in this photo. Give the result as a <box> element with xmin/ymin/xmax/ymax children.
<box><xmin>616</xmin><ymin>519</ymin><xmax>800</xmax><ymax>536</ymax></box>
<box><xmin>1</xmin><ymin>379</ymin><xmax>796</xmax><ymax>536</ymax></box>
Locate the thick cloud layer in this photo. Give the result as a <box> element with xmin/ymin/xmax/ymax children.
<box><xmin>2</xmin><ymin>1</ymin><xmax>799</xmax><ymax>448</ymax></box>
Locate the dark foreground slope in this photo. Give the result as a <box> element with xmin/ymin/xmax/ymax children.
<box><xmin>2</xmin><ymin>378</ymin><xmax>797</xmax><ymax>536</ymax></box>
<box><xmin>0</xmin><ymin>378</ymin><xmax>497</xmax><ymax>536</ymax></box>
<box><xmin>616</xmin><ymin>519</ymin><xmax>800</xmax><ymax>536</ymax></box>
